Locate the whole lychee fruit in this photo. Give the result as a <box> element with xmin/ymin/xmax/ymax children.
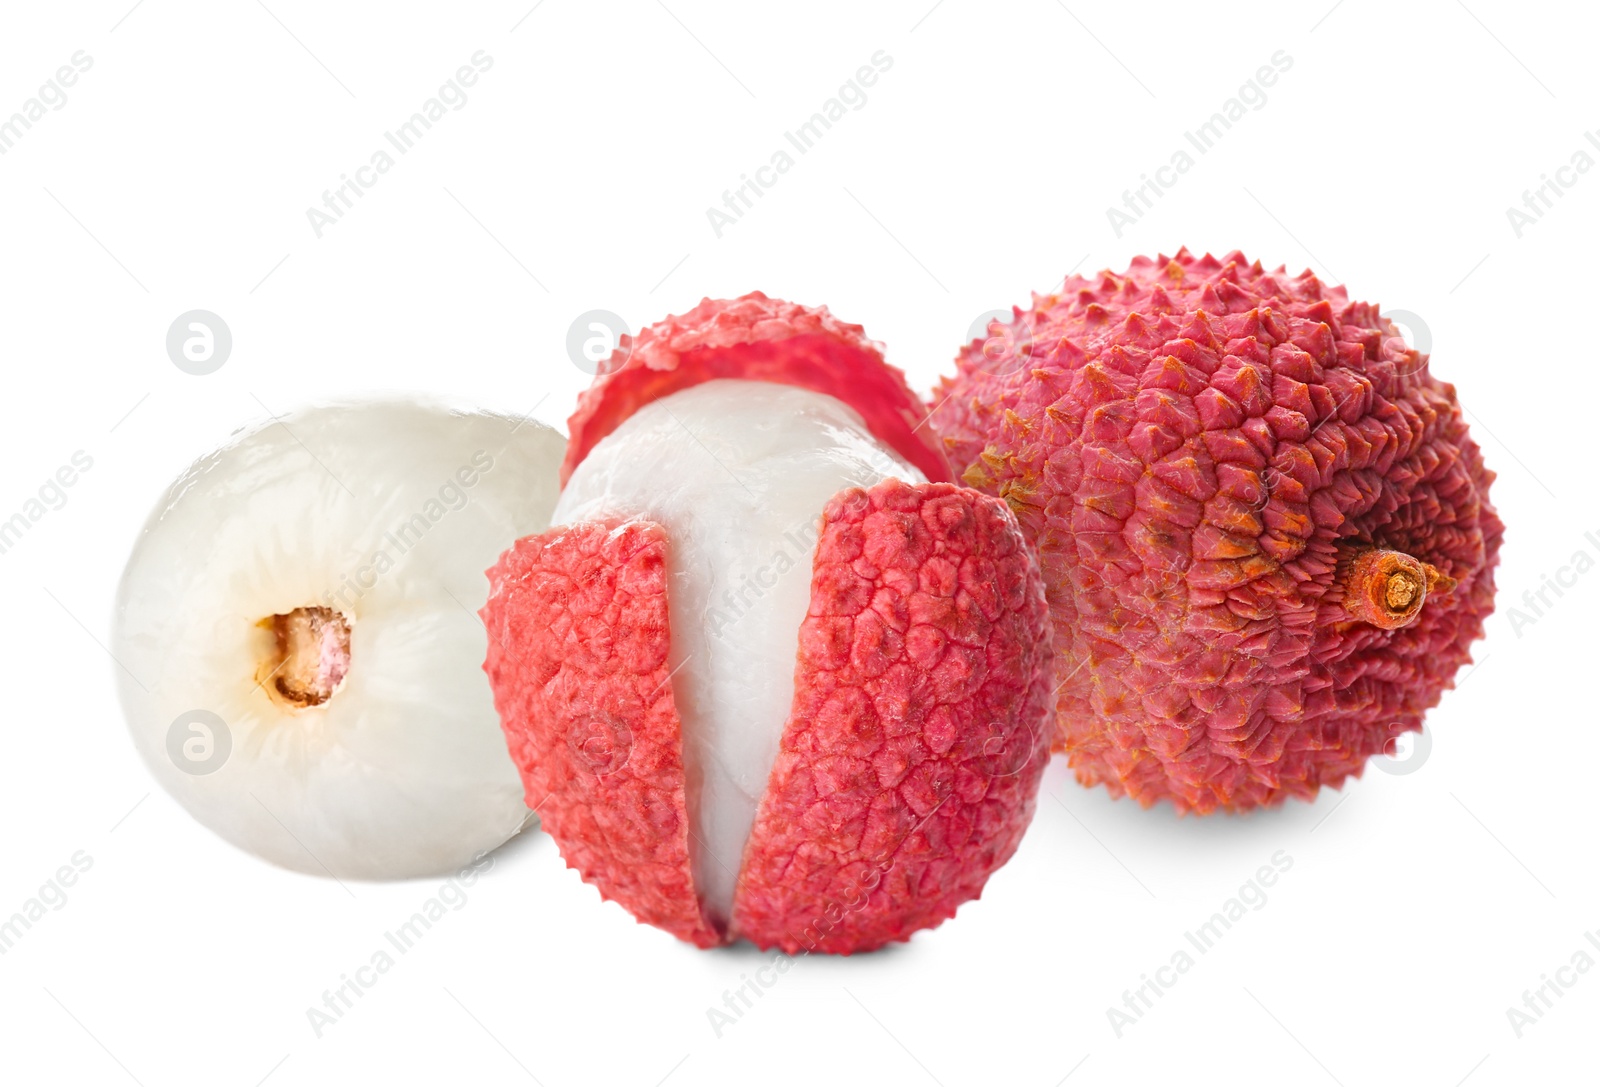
<box><xmin>931</xmin><ymin>250</ymin><xmax>1502</xmax><ymax>813</ymax></box>
<box><xmin>114</xmin><ymin>399</ymin><xmax>566</xmax><ymax>877</ymax></box>
<box><xmin>482</xmin><ymin>293</ymin><xmax>1055</xmax><ymax>952</ymax></box>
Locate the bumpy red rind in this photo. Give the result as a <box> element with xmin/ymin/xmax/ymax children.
<box><xmin>481</xmin><ymin>520</ymin><xmax>720</xmax><ymax>948</ymax></box>
<box><xmin>730</xmin><ymin>478</ymin><xmax>1054</xmax><ymax>954</ymax></box>
<box><xmin>931</xmin><ymin>248</ymin><xmax>1503</xmax><ymax>813</ymax></box>
<box><xmin>562</xmin><ymin>292</ymin><xmax>953</xmax><ymax>486</ymax></box>
<box><xmin>482</xmin><ymin>480</ymin><xmax>1053</xmax><ymax>951</ymax></box>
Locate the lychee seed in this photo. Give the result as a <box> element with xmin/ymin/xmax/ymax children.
<box><xmin>260</xmin><ymin>606</ymin><xmax>352</xmax><ymax>709</ymax></box>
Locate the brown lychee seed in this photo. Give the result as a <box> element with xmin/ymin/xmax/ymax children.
<box><xmin>1339</xmin><ymin>548</ymin><xmax>1456</xmax><ymax>630</ymax></box>
<box><xmin>258</xmin><ymin>606</ymin><xmax>352</xmax><ymax>709</ymax></box>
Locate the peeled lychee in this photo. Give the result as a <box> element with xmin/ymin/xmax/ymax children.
<box><xmin>482</xmin><ymin>293</ymin><xmax>1054</xmax><ymax>952</ymax></box>
<box><xmin>931</xmin><ymin>250</ymin><xmax>1502</xmax><ymax>813</ymax></box>
<box><xmin>114</xmin><ymin>399</ymin><xmax>565</xmax><ymax>878</ymax></box>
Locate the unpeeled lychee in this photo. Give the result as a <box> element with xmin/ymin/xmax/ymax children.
<box><xmin>114</xmin><ymin>400</ymin><xmax>565</xmax><ymax>878</ymax></box>
<box><xmin>931</xmin><ymin>250</ymin><xmax>1502</xmax><ymax>813</ymax></box>
<box><xmin>482</xmin><ymin>294</ymin><xmax>1055</xmax><ymax>952</ymax></box>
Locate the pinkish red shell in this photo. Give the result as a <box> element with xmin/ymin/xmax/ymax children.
<box><xmin>482</xmin><ymin>520</ymin><xmax>718</xmax><ymax>946</ymax></box>
<box><xmin>482</xmin><ymin>479</ymin><xmax>1053</xmax><ymax>952</ymax></box>
<box><xmin>931</xmin><ymin>248</ymin><xmax>1503</xmax><ymax>813</ymax></box>
<box><xmin>561</xmin><ymin>292</ymin><xmax>952</xmax><ymax>486</ymax></box>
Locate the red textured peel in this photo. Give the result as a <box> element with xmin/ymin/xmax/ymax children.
<box><xmin>481</xmin><ymin>520</ymin><xmax>718</xmax><ymax>947</ymax></box>
<box><xmin>562</xmin><ymin>292</ymin><xmax>953</xmax><ymax>486</ymax></box>
<box><xmin>932</xmin><ymin>248</ymin><xmax>1503</xmax><ymax>813</ymax></box>
<box><xmin>732</xmin><ymin>479</ymin><xmax>1054</xmax><ymax>954</ymax></box>
<box><xmin>482</xmin><ymin>480</ymin><xmax>1053</xmax><ymax>951</ymax></box>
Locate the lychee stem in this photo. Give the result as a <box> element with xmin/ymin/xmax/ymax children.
<box><xmin>1339</xmin><ymin>548</ymin><xmax>1456</xmax><ymax>630</ymax></box>
<box><xmin>260</xmin><ymin>607</ymin><xmax>351</xmax><ymax>708</ymax></box>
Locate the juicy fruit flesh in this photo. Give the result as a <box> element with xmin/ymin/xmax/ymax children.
<box><xmin>113</xmin><ymin>400</ymin><xmax>565</xmax><ymax>878</ymax></box>
<box><xmin>931</xmin><ymin>249</ymin><xmax>1502</xmax><ymax>812</ymax></box>
<box><xmin>260</xmin><ymin>606</ymin><xmax>352</xmax><ymax>709</ymax></box>
<box><xmin>553</xmin><ymin>379</ymin><xmax>923</xmax><ymax>925</ymax></box>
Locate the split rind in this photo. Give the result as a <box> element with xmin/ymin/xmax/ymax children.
<box><xmin>481</xmin><ymin>479</ymin><xmax>1053</xmax><ymax>950</ymax></box>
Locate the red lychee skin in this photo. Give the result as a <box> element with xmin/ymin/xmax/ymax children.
<box><xmin>482</xmin><ymin>520</ymin><xmax>719</xmax><ymax>947</ymax></box>
<box><xmin>561</xmin><ymin>291</ymin><xmax>953</xmax><ymax>487</ymax></box>
<box><xmin>731</xmin><ymin>479</ymin><xmax>1054</xmax><ymax>954</ymax></box>
<box><xmin>482</xmin><ymin>480</ymin><xmax>1053</xmax><ymax>952</ymax></box>
<box><xmin>930</xmin><ymin>249</ymin><xmax>1503</xmax><ymax>814</ymax></box>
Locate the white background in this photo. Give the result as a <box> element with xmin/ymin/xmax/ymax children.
<box><xmin>0</xmin><ymin>1</ymin><xmax>1592</xmax><ymax>1084</ymax></box>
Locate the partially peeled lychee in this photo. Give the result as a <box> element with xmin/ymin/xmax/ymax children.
<box><xmin>114</xmin><ymin>400</ymin><xmax>566</xmax><ymax>878</ymax></box>
<box><xmin>931</xmin><ymin>250</ymin><xmax>1504</xmax><ymax>813</ymax></box>
<box><xmin>482</xmin><ymin>294</ymin><xmax>1054</xmax><ymax>952</ymax></box>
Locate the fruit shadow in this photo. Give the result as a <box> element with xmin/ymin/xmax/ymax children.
<box><xmin>486</xmin><ymin>820</ymin><xmax>552</xmax><ymax>865</ymax></box>
<box><xmin>1035</xmin><ymin>754</ymin><xmax>1351</xmax><ymax>849</ymax></box>
<box><xmin>706</xmin><ymin>935</ymin><xmax>914</xmax><ymax>967</ymax></box>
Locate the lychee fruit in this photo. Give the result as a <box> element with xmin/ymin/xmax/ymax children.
<box><xmin>114</xmin><ymin>399</ymin><xmax>566</xmax><ymax>878</ymax></box>
<box><xmin>482</xmin><ymin>293</ymin><xmax>1054</xmax><ymax>952</ymax></box>
<box><xmin>930</xmin><ymin>250</ymin><xmax>1502</xmax><ymax>813</ymax></box>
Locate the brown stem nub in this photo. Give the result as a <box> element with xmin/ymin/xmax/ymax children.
<box><xmin>1340</xmin><ymin>548</ymin><xmax>1456</xmax><ymax>630</ymax></box>
<box><xmin>259</xmin><ymin>607</ymin><xmax>351</xmax><ymax>709</ymax></box>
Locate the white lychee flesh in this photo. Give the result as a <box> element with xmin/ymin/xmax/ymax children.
<box><xmin>555</xmin><ymin>379</ymin><xmax>924</xmax><ymax>924</ymax></box>
<box><xmin>114</xmin><ymin>399</ymin><xmax>565</xmax><ymax>880</ymax></box>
